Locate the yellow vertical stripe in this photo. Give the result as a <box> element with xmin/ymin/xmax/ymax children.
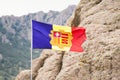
<box><xmin>50</xmin><ymin>25</ymin><xmax>72</xmax><ymax>51</ymax></box>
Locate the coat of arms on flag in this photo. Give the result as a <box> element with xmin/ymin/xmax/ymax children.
<box><xmin>49</xmin><ymin>25</ymin><xmax>72</xmax><ymax>51</ymax></box>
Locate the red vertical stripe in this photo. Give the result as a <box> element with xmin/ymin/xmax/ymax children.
<box><xmin>70</xmin><ymin>27</ymin><xmax>86</xmax><ymax>52</ymax></box>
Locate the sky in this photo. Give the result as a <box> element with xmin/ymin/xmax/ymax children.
<box><xmin>0</xmin><ymin>0</ymin><xmax>80</xmax><ymax>17</ymax></box>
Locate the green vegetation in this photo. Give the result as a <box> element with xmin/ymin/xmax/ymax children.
<box><xmin>0</xmin><ymin>25</ymin><xmax>30</xmax><ymax>80</ymax></box>
<box><xmin>0</xmin><ymin>42</ymin><xmax>30</xmax><ymax>80</ymax></box>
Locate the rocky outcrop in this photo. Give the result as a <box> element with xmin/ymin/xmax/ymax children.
<box><xmin>15</xmin><ymin>70</ymin><xmax>31</xmax><ymax>80</ymax></box>
<box><xmin>65</xmin><ymin>0</ymin><xmax>120</xmax><ymax>80</ymax></box>
<box><xmin>16</xmin><ymin>0</ymin><xmax>120</xmax><ymax>80</ymax></box>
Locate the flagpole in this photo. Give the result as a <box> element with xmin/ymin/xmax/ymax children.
<box><xmin>30</xmin><ymin>19</ymin><xmax>33</xmax><ymax>80</ymax></box>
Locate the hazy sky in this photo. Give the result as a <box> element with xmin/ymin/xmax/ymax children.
<box><xmin>0</xmin><ymin>0</ymin><xmax>80</xmax><ymax>17</ymax></box>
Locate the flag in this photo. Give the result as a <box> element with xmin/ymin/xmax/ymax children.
<box><xmin>32</xmin><ymin>20</ymin><xmax>86</xmax><ymax>52</ymax></box>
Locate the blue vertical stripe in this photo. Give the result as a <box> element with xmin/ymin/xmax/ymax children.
<box><xmin>32</xmin><ymin>20</ymin><xmax>52</xmax><ymax>49</ymax></box>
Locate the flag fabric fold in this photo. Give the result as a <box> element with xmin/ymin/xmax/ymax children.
<box><xmin>32</xmin><ymin>20</ymin><xmax>86</xmax><ymax>52</ymax></box>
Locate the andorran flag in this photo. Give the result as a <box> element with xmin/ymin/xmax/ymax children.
<box><xmin>32</xmin><ymin>20</ymin><xmax>86</xmax><ymax>52</ymax></box>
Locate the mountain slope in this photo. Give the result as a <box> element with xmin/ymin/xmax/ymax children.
<box><xmin>0</xmin><ymin>5</ymin><xmax>75</xmax><ymax>80</ymax></box>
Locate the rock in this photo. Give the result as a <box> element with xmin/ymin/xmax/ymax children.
<box><xmin>66</xmin><ymin>0</ymin><xmax>120</xmax><ymax>80</ymax></box>
<box><xmin>15</xmin><ymin>70</ymin><xmax>31</xmax><ymax>80</ymax></box>
<box><xmin>34</xmin><ymin>50</ymin><xmax>64</xmax><ymax>80</ymax></box>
